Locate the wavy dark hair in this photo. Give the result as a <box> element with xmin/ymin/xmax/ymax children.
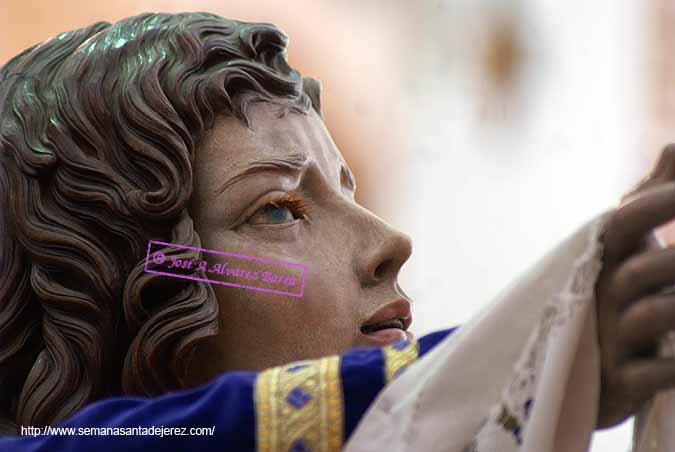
<box><xmin>0</xmin><ymin>11</ymin><xmax>322</xmax><ymax>433</ymax></box>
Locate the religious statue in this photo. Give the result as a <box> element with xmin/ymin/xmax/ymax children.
<box><xmin>1</xmin><ymin>11</ymin><xmax>675</xmax><ymax>452</ymax></box>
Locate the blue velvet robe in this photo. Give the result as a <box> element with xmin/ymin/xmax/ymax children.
<box><xmin>0</xmin><ymin>327</ymin><xmax>458</xmax><ymax>452</ymax></box>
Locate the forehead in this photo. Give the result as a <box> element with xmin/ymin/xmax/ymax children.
<box><xmin>197</xmin><ymin>102</ymin><xmax>346</xmax><ymax>183</ymax></box>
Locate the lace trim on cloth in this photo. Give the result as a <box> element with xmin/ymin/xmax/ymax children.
<box><xmin>462</xmin><ymin>215</ymin><xmax>607</xmax><ymax>452</ymax></box>
<box><xmin>255</xmin><ymin>355</ymin><xmax>343</xmax><ymax>452</ymax></box>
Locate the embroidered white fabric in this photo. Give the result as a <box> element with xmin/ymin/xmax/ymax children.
<box><xmin>345</xmin><ymin>209</ymin><xmax>614</xmax><ymax>452</ymax></box>
<box><xmin>464</xmin><ymin>215</ymin><xmax>606</xmax><ymax>452</ymax></box>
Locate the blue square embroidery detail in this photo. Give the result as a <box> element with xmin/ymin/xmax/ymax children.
<box><xmin>286</xmin><ymin>386</ymin><xmax>312</xmax><ymax>409</ymax></box>
<box><xmin>290</xmin><ymin>439</ymin><xmax>311</xmax><ymax>452</ymax></box>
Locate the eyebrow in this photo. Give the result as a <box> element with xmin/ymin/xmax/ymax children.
<box><xmin>214</xmin><ymin>152</ymin><xmax>310</xmax><ymax>197</ymax></box>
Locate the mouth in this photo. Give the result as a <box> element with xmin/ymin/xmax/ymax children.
<box><xmin>359</xmin><ymin>299</ymin><xmax>412</xmax><ymax>345</ymax></box>
<box><xmin>360</xmin><ymin>318</ymin><xmax>406</xmax><ymax>335</ymax></box>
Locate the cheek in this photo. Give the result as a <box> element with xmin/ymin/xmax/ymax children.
<box><xmin>190</xmin><ymin>226</ymin><xmax>360</xmax><ymax>360</ymax></box>
<box><xmin>302</xmin><ymin>273</ymin><xmax>354</xmax><ymax>327</ymax></box>
<box><xmin>287</xmin><ymin>267</ymin><xmax>361</xmax><ymax>358</ymax></box>
<box><xmin>227</xmin><ymin>273</ymin><xmax>357</xmax><ymax>357</ymax></box>
<box><xmin>210</xmin><ymin>272</ymin><xmax>352</xmax><ymax>337</ymax></box>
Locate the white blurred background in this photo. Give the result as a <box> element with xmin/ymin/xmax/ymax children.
<box><xmin>395</xmin><ymin>2</ymin><xmax>647</xmax><ymax>451</ymax></box>
<box><xmin>3</xmin><ymin>1</ymin><xmax>675</xmax><ymax>450</ymax></box>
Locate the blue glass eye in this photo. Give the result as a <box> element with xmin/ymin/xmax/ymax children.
<box><xmin>249</xmin><ymin>203</ymin><xmax>295</xmax><ymax>225</ymax></box>
<box><xmin>264</xmin><ymin>204</ymin><xmax>292</xmax><ymax>223</ymax></box>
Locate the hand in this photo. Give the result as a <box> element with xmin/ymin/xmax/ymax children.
<box><xmin>595</xmin><ymin>144</ymin><xmax>675</xmax><ymax>429</ymax></box>
<box><xmin>595</xmin><ymin>145</ymin><xmax>675</xmax><ymax>429</ymax></box>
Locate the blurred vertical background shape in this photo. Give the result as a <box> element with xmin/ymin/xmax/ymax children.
<box><xmin>393</xmin><ymin>1</ymin><xmax>647</xmax><ymax>450</ymax></box>
<box><xmin>0</xmin><ymin>1</ymin><xmax>664</xmax><ymax>450</ymax></box>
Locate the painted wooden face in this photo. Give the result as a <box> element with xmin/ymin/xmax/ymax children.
<box><xmin>187</xmin><ymin>101</ymin><xmax>414</xmax><ymax>380</ymax></box>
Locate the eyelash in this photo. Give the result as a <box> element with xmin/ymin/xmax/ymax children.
<box><xmin>249</xmin><ymin>192</ymin><xmax>313</xmax><ymax>224</ymax></box>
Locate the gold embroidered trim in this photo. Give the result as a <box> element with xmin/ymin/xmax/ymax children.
<box><xmin>255</xmin><ymin>355</ymin><xmax>343</xmax><ymax>452</ymax></box>
<box><xmin>382</xmin><ymin>339</ymin><xmax>419</xmax><ymax>382</ymax></box>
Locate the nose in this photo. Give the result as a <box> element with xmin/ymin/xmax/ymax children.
<box><xmin>355</xmin><ymin>211</ymin><xmax>413</xmax><ymax>287</ymax></box>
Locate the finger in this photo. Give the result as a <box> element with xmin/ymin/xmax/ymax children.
<box><xmin>609</xmin><ymin>143</ymin><xmax>675</xmax><ymax>260</ymax></box>
<box><xmin>616</xmin><ymin>358</ymin><xmax>675</xmax><ymax>410</ymax></box>
<box><xmin>617</xmin><ymin>292</ymin><xmax>675</xmax><ymax>352</ymax></box>
<box><xmin>602</xmin><ymin>181</ymin><xmax>675</xmax><ymax>265</ymax></box>
<box><xmin>602</xmin><ymin>246</ymin><xmax>675</xmax><ymax>312</ymax></box>
<box><xmin>621</xmin><ymin>143</ymin><xmax>675</xmax><ymax>202</ymax></box>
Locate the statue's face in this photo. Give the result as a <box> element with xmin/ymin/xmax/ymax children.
<box><xmin>187</xmin><ymin>101</ymin><xmax>413</xmax><ymax>380</ymax></box>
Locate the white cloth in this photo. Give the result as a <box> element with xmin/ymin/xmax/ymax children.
<box><xmin>344</xmin><ymin>209</ymin><xmax>614</xmax><ymax>452</ymax></box>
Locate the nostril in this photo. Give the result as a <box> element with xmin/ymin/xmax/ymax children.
<box><xmin>374</xmin><ymin>258</ymin><xmax>394</xmax><ymax>280</ymax></box>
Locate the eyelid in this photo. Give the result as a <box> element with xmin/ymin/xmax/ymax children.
<box><xmin>231</xmin><ymin>191</ymin><xmax>287</xmax><ymax>228</ymax></box>
<box><xmin>246</xmin><ymin>217</ymin><xmax>301</xmax><ymax>231</ymax></box>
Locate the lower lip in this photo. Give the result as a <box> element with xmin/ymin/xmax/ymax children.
<box><xmin>361</xmin><ymin>328</ymin><xmax>409</xmax><ymax>346</ymax></box>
